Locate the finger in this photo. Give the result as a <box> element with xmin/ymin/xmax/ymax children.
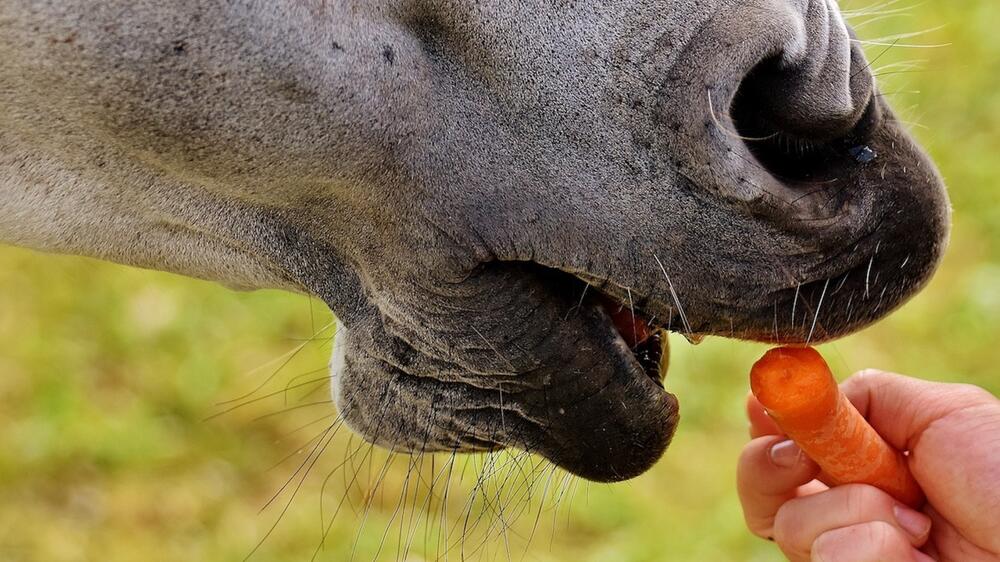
<box><xmin>773</xmin><ymin>484</ymin><xmax>932</xmax><ymax>560</ymax></box>
<box><xmin>738</xmin><ymin>436</ymin><xmax>820</xmax><ymax>539</ymax></box>
<box><xmin>747</xmin><ymin>392</ymin><xmax>782</xmax><ymax>438</ymax></box>
<box><xmin>811</xmin><ymin>521</ymin><xmax>935</xmax><ymax>562</ymax></box>
<box><xmin>840</xmin><ymin>370</ymin><xmax>996</xmax><ymax>451</ymax></box>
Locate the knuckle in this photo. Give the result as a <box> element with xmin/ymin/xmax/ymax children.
<box><xmin>812</xmin><ymin>528</ymin><xmax>844</xmax><ymax>561</ymax></box>
<box><xmin>773</xmin><ymin>500</ymin><xmax>808</xmax><ymax>558</ymax></box>
<box><xmin>772</xmin><ymin>502</ymin><xmax>794</xmax><ymax>543</ymax></box>
<box><xmin>951</xmin><ymin>383</ymin><xmax>995</xmax><ymax>406</ymax></box>
<box><xmin>853</xmin><ymin>368</ymin><xmax>887</xmax><ymax>380</ymax></box>
<box><xmin>850</xmin><ymin>368</ymin><xmax>898</xmax><ymax>385</ymax></box>
<box><xmin>865</xmin><ymin>520</ymin><xmax>907</xmax><ymax>552</ymax></box>
<box><xmin>844</xmin><ymin>369</ymin><xmax>894</xmax><ymax>393</ymax></box>
<box><xmin>842</xmin><ymin>484</ymin><xmax>891</xmax><ymax>517</ymax></box>
<box><xmin>813</xmin><ymin>521</ymin><xmax>907</xmax><ymax>562</ymax></box>
<box><xmin>737</xmin><ymin>438</ymin><xmax>766</xmax><ymax>468</ymax></box>
<box><xmin>931</xmin><ymin>384</ymin><xmax>996</xmax><ymax>416</ymax></box>
<box><xmin>737</xmin><ymin>437</ymin><xmax>783</xmax><ymax>484</ymax></box>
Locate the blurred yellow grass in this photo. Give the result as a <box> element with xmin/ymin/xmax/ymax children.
<box><xmin>1</xmin><ymin>2</ymin><xmax>998</xmax><ymax>561</ymax></box>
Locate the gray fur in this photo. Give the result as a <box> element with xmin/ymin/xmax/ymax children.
<box><xmin>1</xmin><ymin>0</ymin><xmax>950</xmax><ymax>481</ymax></box>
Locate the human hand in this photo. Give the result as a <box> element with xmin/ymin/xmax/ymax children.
<box><xmin>737</xmin><ymin>370</ymin><xmax>1000</xmax><ymax>562</ymax></box>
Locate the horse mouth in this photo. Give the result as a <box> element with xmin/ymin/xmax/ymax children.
<box><xmin>598</xmin><ymin>294</ymin><xmax>669</xmax><ymax>388</ymax></box>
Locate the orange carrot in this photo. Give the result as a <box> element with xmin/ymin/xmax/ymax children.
<box><xmin>750</xmin><ymin>347</ymin><xmax>924</xmax><ymax>508</ymax></box>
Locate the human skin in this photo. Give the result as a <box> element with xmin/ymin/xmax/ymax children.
<box><xmin>737</xmin><ymin>370</ymin><xmax>1000</xmax><ymax>562</ymax></box>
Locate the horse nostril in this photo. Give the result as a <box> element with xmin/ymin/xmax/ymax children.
<box><xmin>728</xmin><ymin>51</ymin><xmax>882</xmax><ymax>185</ymax></box>
<box><xmin>654</xmin><ymin>0</ymin><xmax>887</xmax><ymax>210</ymax></box>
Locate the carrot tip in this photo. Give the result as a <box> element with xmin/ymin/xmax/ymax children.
<box><xmin>750</xmin><ymin>347</ymin><xmax>837</xmax><ymax>418</ymax></box>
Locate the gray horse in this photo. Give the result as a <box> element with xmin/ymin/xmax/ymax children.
<box><xmin>0</xmin><ymin>0</ymin><xmax>949</xmax><ymax>482</ymax></box>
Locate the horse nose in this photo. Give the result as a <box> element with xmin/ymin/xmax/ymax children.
<box><xmin>730</xmin><ymin>0</ymin><xmax>874</xmax><ymax>142</ymax></box>
<box><xmin>653</xmin><ymin>0</ymin><xmax>877</xmax><ymax>219</ymax></box>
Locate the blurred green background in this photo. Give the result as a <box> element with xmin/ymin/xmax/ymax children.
<box><xmin>1</xmin><ymin>2</ymin><xmax>998</xmax><ymax>561</ymax></box>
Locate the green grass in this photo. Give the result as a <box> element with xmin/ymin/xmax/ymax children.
<box><xmin>1</xmin><ymin>2</ymin><xmax>998</xmax><ymax>561</ymax></box>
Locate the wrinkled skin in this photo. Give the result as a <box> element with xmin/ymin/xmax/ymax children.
<box><xmin>0</xmin><ymin>0</ymin><xmax>950</xmax><ymax>482</ymax></box>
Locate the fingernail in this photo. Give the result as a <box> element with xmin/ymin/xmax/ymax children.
<box><xmin>769</xmin><ymin>440</ymin><xmax>801</xmax><ymax>468</ymax></box>
<box><xmin>894</xmin><ymin>504</ymin><xmax>931</xmax><ymax>540</ymax></box>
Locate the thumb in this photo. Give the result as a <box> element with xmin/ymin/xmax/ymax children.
<box><xmin>839</xmin><ymin>370</ymin><xmax>997</xmax><ymax>452</ymax></box>
<box><xmin>842</xmin><ymin>371</ymin><xmax>1000</xmax><ymax>556</ymax></box>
